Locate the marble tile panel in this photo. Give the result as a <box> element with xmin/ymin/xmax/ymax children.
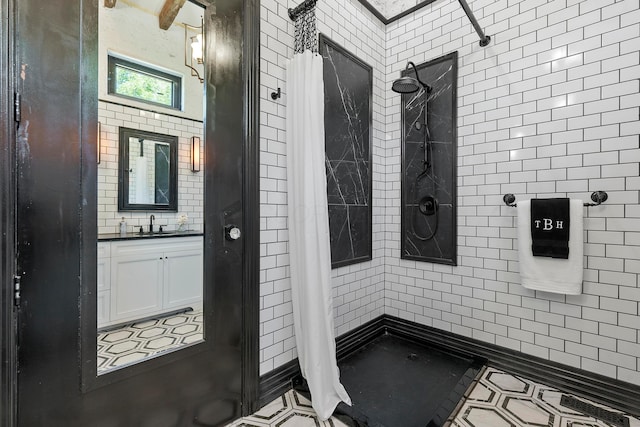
<box><xmin>401</xmin><ymin>52</ymin><xmax>458</xmax><ymax>264</ymax></box>
<box><xmin>320</xmin><ymin>35</ymin><xmax>373</xmax><ymax>268</ymax></box>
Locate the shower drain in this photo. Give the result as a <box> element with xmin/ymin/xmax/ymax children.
<box><xmin>559</xmin><ymin>395</ymin><xmax>630</xmax><ymax>427</ymax></box>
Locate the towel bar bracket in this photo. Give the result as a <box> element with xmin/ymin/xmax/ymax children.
<box><xmin>586</xmin><ymin>190</ymin><xmax>608</xmax><ymax>206</ymax></box>
<box><xmin>503</xmin><ymin>191</ymin><xmax>608</xmax><ymax>208</ymax></box>
<box><xmin>503</xmin><ymin>193</ymin><xmax>516</xmax><ymax>207</ymax></box>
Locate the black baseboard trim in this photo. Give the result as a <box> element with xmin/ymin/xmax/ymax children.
<box><xmin>384</xmin><ymin>315</ymin><xmax>640</xmax><ymax>418</ymax></box>
<box><xmin>258</xmin><ymin>314</ymin><xmax>640</xmax><ymax>418</ymax></box>
<box><xmin>335</xmin><ymin>315</ymin><xmax>388</xmax><ymax>361</ymax></box>
<box><xmin>258</xmin><ymin>358</ymin><xmax>300</xmax><ymax>408</ymax></box>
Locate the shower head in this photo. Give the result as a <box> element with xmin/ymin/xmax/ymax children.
<box><xmin>392</xmin><ymin>76</ymin><xmax>422</xmax><ymax>94</ymax></box>
<box><xmin>391</xmin><ymin>61</ymin><xmax>431</xmax><ymax>94</ymax></box>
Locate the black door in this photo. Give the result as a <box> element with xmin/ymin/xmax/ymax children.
<box><xmin>12</xmin><ymin>0</ymin><xmax>259</xmax><ymax>425</ymax></box>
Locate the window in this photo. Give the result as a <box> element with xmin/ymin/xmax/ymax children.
<box><xmin>108</xmin><ymin>55</ymin><xmax>182</xmax><ymax>110</ymax></box>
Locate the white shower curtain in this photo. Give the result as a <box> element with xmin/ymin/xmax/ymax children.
<box><xmin>286</xmin><ymin>50</ymin><xmax>352</xmax><ymax>420</ymax></box>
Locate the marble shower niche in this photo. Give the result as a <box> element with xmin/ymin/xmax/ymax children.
<box><xmin>401</xmin><ymin>52</ymin><xmax>457</xmax><ymax>265</ymax></box>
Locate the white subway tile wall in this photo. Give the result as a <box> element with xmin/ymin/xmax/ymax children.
<box><xmin>259</xmin><ymin>0</ymin><xmax>640</xmax><ymax>385</ymax></box>
<box><xmin>258</xmin><ymin>0</ymin><xmax>387</xmax><ymax>374</ymax></box>
<box><xmin>385</xmin><ymin>0</ymin><xmax>640</xmax><ymax>385</ymax></box>
<box><xmin>97</xmin><ymin>101</ymin><xmax>204</xmax><ymax>235</ymax></box>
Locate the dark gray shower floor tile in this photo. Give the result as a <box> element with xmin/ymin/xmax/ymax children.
<box><xmin>335</xmin><ymin>334</ymin><xmax>483</xmax><ymax>427</ymax></box>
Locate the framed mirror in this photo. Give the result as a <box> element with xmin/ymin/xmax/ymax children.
<box><xmin>93</xmin><ymin>0</ymin><xmax>206</xmax><ymax>379</ymax></box>
<box><xmin>118</xmin><ymin>127</ymin><xmax>178</xmax><ymax>212</ymax></box>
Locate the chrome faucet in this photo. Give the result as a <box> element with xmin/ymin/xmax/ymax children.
<box><xmin>149</xmin><ymin>214</ymin><xmax>155</xmax><ymax>233</ymax></box>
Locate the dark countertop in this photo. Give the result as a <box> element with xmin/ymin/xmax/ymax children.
<box><xmin>98</xmin><ymin>230</ymin><xmax>203</xmax><ymax>242</ymax></box>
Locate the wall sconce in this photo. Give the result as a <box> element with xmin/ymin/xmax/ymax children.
<box><xmin>184</xmin><ymin>19</ymin><xmax>204</xmax><ymax>83</ymax></box>
<box><xmin>191</xmin><ymin>136</ymin><xmax>201</xmax><ymax>172</ymax></box>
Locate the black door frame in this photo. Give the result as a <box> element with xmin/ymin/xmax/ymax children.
<box><xmin>1</xmin><ymin>0</ymin><xmax>17</xmax><ymax>424</ymax></box>
<box><xmin>242</xmin><ymin>0</ymin><xmax>261</xmax><ymax>413</ymax></box>
<box><xmin>5</xmin><ymin>0</ymin><xmax>260</xmax><ymax>423</ymax></box>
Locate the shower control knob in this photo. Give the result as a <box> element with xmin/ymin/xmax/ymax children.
<box><xmin>419</xmin><ymin>196</ymin><xmax>438</xmax><ymax>216</ymax></box>
<box><xmin>225</xmin><ymin>224</ymin><xmax>241</xmax><ymax>241</ymax></box>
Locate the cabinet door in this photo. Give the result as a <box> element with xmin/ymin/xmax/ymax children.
<box><xmin>97</xmin><ymin>291</ymin><xmax>111</xmax><ymax>326</ymax></box>
<box><xmin>111</xmin><ymin>253</ymin><xmax>164</xmax><ymax>323</ymax></box>
<box><xmin>163</xmin><ymin>249</ymin><xmax>203</xmax><ymax>311</ymax></box>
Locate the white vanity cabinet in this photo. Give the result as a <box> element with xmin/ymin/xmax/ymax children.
<box><xmin>97</xmin><ymin>236</ymin><xmax>203</xmax><ymax>328</ymax></box>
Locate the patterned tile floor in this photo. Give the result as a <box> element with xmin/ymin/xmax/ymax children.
<box><xmin>450</xmin><ymin>367</ymin><xmax>640</xmax><ymax>427</ymax></box>
<box><xmin>225</xmin><ymin>389</ymin><xmax>349</xmax><ymax>427</ymax></box>
<box><xmin>227</xmin><ymin>366</ymin><xmax>640</xmax><ymax>427</ymax></box>
<box><xmin>97</xmin><ymin>310</ymin><xmax>203</xmax><ymax>373</ymax></box>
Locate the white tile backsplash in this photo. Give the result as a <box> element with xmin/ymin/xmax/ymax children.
<box><xmin>97</xmin><ymin>101</ymin><xmax>204</xmax><ymax>235</ymax></box>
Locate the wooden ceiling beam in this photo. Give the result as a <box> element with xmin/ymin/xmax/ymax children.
<box><xmin>159</xmin><ymin>0</ymin><xmax>187</xmax><ymax>30</ymax></box>
<box><xmin>104</xmin><ymin>0</ymin><xmax>117</xmax><ymax>8</ymax></box>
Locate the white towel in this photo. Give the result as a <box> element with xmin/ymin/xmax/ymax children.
<box><xmin>517</xmin><ymin>199</ymin><xmax>584</xmax><ymax>294</ymax></box>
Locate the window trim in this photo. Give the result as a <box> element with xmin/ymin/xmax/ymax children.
<box><xmin>107</xmin><ymin>55</ymin><xmax>182</xmax><ymax>110</ymax></box>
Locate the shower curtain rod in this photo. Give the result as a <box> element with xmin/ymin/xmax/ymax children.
<box><xmin>457</xmin><ymin>0</ymin><xmax>491</xmax><ymax>47</ymax></box>
<box><xmin>289</xmin><ymin>0</ymin><xmax>317</xmax><ymax>20</ymax></box>
<box><xmin>288</xmin><ymin>0</ymin><xmax>488</xmax><ymax>46</ymax></box>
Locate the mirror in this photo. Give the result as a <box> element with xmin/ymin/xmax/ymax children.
<box><xmin>118</xmin><ymin>127</ymin><xmax>178</xmax><ymax>212</ymax></box>
<box><xmin>96</xmin><ymin>0</ymin><xmax>205</xmax><ymax>374</ymax></box>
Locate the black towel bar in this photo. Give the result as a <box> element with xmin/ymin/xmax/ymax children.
<box><xmin>503</xmin><ymin>191</ymin><xmax>608</xmax><ymax>208</ymax></box>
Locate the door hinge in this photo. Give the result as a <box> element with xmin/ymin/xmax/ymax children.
<box><xmin>13</xmin><ymin>275</ymin><xmax>21</xmax><ymax>307</ymax></box>
<box><xmin>14</xmin><ymin>92</ymin><xmax>21</xmax><ymax>124</ymax></box>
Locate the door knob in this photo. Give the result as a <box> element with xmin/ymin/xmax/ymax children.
<box><xmin>225</xmin><ymin>224</ymin><xmax>241</xmax><ymax>241</ymax></box>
